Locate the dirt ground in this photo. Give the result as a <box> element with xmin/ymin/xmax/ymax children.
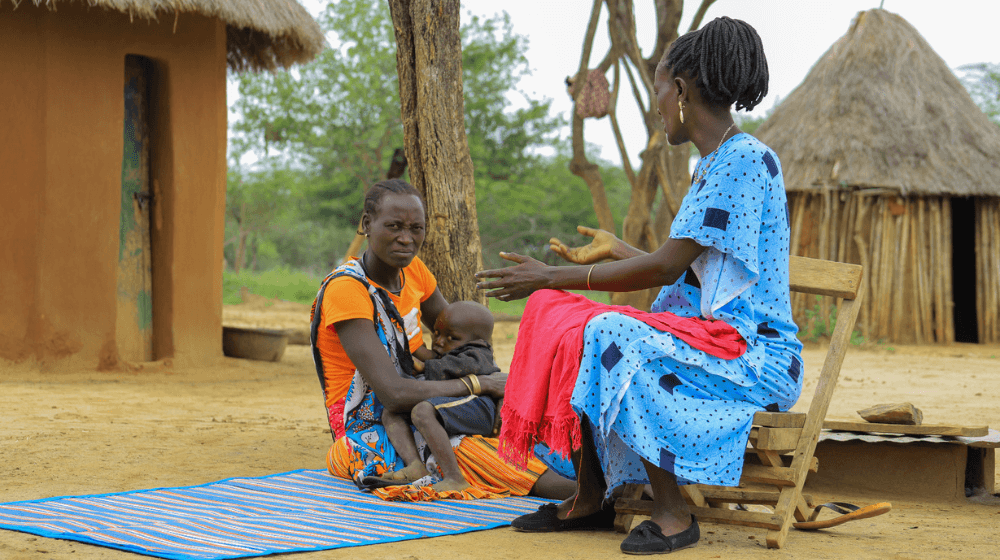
<box><xmin>2</xmin><ymin>297</ymin><xmax>999</xmax><ymax>559</ymax></box>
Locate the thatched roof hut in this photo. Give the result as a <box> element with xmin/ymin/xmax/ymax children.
<box><xmin>757</xmin><ymin>9</ymin><xmax>1000</xmax><ymax>344</ymax></box>
<box><xmin>0</xmin><ymin>0</ymin><xmax>323</xmax><ymax>369</ymax></box>
<box><xmin>18</xmin><ymin>0</ymin><xmax>325</xmax><ymax>72</ymax></box>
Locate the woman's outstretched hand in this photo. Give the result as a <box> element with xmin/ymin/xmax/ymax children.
<box><xmin>475</xmin><ymin>252</ymin><xmax>550</xmax><ymax>301</ymax></box>
<box><xmin>550</xmin><ymin>225</ymin><xmax>622</xmax><ymax>264</ymax></box>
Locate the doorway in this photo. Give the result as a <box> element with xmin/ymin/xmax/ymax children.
<box><xmin>950</xmin><ymin>196</ymin><xmax>978</xmax><ymax>343</ymax></box>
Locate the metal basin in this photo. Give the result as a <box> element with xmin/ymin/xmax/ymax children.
<box><xmin>222</xmin><ymin>326</ymin><xmax>288</xmax><ymax>362</ymax></box>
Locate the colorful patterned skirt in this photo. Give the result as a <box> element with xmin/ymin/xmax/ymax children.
<box><xmin>327</xmin><ymin>435</ymin><xmax>549</xmax><ymax>502</ymax></box>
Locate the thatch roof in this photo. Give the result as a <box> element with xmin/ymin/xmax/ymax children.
<box><xmin>20</xmin><ymin>0</ymin><xmax>325</xmax><ymax>72</ymax></box>
<box><xmin>755</xmin><ymin>9</ymin><xmax>1000</xmax><ymax>196</ymax></box>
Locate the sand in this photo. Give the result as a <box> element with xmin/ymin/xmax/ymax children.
<box><xmin>2</xmin><ymin>298</ymin><xmax>999</xmax><ymax>559</ymax></box>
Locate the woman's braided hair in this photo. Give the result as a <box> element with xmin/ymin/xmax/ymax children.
<box><xmin>661</xmin><ymin>16</ymin><xmax>769</xmax><ymax>112</ymax></box>
<box><xmin>363</xmin><ymin>178</ymin><xmax>425</xmax><ymax>219</ymax></box>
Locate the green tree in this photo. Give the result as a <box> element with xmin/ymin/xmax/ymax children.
<box><xmin>960</xmin><ymin>62</ymin><xmax>1000</xmax><ymax>126</ymax></box>
<box><xmin>229</xmin><ymin>0</ymin><xmax>564</xmax><ymax>232</ymax></box>
<box><xmin>477</xmin><ymin>144</ymin><xmax>632</xmax><ymax>269</ymax></box>
<box><xmin>225</xmin><ymin>163</ymin><xmax>293</xmax><ymax>272</ymax></box>
<box><xmin>224</xmin><ymin>160</ymin><xmax>358</xmax><ymax>274</ymax></box>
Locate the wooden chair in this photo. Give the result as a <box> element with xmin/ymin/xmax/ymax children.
<box><xmin>613</xmin><ymin>255</ymin><xmax>865</xmax><ymax>549</ymax></box>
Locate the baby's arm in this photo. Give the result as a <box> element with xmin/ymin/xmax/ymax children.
<box><xmin>412</xmin><ymin>345</ymin><xmax>435</xmax><ymax>373</ymax></box>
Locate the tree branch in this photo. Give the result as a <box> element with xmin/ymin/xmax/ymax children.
<box><xmin>688</xmin><ymin>0</ymin><xmax>718</xmax><ymax>32</ymax></box>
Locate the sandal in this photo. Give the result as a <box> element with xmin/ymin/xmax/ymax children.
<box><xmin>620</xmin><ymin>517</ymin><xmax>699</xmax><ymax>555</ymax></box>
<box><xmin>360</xmin><ymin>475</ymin><xmax>412</xmax><ymax>489</ymax></box>
<box><xmin>510</xmin><ymin>502</ymin><xmax>616</xmax><ymax>532</ymax></box>
<box><xmin>793</xmin><ymin>502</ymin><xmax>891</xmax><ymax>530</ymax></box>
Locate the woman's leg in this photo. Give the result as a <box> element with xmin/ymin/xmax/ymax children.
<box><xmin>554</xmin><ymin>418</ymin><xmax>607</xmax><ymax>518</ymax></box>
<box><xmin>528</xmin><ymin>468</ymin><xmax>576</xmax><ymax>500</ymax></box>
<box><xmin>640</xmin><ymin>458</ymin><xmax>693</xmax><ymax>534</ymax></box>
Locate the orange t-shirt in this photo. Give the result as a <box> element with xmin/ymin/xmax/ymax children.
<box><xmin>316</xmin><ymin>256</ymin><xmax>437</xmax><ymax>409</ymax></box>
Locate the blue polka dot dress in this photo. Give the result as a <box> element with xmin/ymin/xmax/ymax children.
<box><xmin>570</xmin><ymin>133</ymin><xmax>803</xmax><ymax>492</ymax></box>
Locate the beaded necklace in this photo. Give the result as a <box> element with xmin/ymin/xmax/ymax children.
<box><xmin>692</xmin><ymin>122</ymin><xmax>738</xmax><ymax>185</ymax></box>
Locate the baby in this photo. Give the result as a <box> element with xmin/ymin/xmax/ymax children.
<box><xmin>381</xmin><ymin>301</ymin><xmax>500</xmax><ymax>492</ymax></box>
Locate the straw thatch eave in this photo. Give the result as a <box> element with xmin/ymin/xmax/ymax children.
<box><xmin>17</xmin><ymin>0</ymin><xmax>325</xmax><ymax>72</ymax></box>
<box><xmin>756</xmin><ymin>9</ymin><xmax>1000</xmax><ymax>196</ymax></box>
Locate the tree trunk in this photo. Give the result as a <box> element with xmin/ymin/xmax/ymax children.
<box><xmin>233</xmin><ymin>201</ymin><xmax>249</xmax><ymax>273</ymax></box>
<box><xmin>388</xmin><ymin>0</ymin><xmax>485</xmax><ymax>305</ymax></box>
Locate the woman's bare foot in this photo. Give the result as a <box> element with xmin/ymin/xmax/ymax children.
<box><xmin>382</xmin><ymin>462</ymin><xmax>430</xmax><ymax>482</ymax></box>
<box><xmin>432</xmin><ymin>477</ymin><xmax>471</xmax><ymax>493</ymax></box>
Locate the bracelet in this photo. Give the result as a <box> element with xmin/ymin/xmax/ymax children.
<box><xmin>586</xmin><ymin>264</ymin><xmax>598</xmax><ymax>291</ymax></box>
<box><xmin>465</xmin><ymin>374</ymin><xmax>482</xmax><ymax>396</ymax></box>
<box><xmin>458</xmin><ymin>376</ymin><xmax>474</xmax><ymax>396</ymax></box>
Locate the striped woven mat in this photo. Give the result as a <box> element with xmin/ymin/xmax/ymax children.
<box><xmin>0</xmin><ymin>469</ymin><xmax>551</xmax><ymax>560</ymax></box>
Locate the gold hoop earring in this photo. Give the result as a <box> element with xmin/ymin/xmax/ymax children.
<box><xmin>678</xmin><ymin>101</ymin><xmax>685</xmax><ymax>124</ymax></box>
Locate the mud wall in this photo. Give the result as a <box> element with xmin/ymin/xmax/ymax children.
<box><xmin>0</xmin><ymin>3</ymin><xmax>227</xmax><ymax>369</ymax></box>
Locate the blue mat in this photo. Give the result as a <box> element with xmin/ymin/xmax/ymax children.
<box><xmin>0</xmin><ymin>469</ymin><xmax>551</xmax><ymax>560</ymax></box>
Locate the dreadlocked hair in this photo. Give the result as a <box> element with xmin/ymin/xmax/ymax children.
<box><xmin>362</xmin><ymin>178</ymin><xmax>425</xmax><ymax>219</ymax></box>
<box><xmin>661</xmin><ymin>16</ymin><xmax>769</xmax><ymax>112</ymax></box>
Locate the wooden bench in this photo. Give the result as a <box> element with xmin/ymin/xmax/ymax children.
<box><xmin>613</xmin><ymin>255</ymin><xmax>865</xmax><ymax>549</ymax></box>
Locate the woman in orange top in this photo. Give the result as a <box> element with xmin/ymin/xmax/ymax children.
<box><xmin>311</xmin><ymin>178</ymin><xmax>573</xmax><ymax>501</ymax></box>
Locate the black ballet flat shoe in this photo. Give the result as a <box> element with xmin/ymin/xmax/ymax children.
<box><xmin>510</xmin><ymin>502</ymin><xmax>616</xmax><ymax>533</ymax></box>
<box><xmin>620</xmin><ymin>517</ymin><xmax>699</xmax><ymax>555</ymax></box>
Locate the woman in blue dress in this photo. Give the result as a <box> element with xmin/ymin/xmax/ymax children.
<box><xmin>476</xmin><ymin>16</ymin><xmax>802</xmax><ymax>555</ymax></box>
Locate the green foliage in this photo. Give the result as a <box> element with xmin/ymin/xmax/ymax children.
<box><xmin>800</xmin><ymin>295</ymin><xmax>864</xmax><ymax>345</ymax></box>
<box><xmin>461</xmin><ymin>12</ymin><xmax>564</xmax><ymax>181</ymax></box>
<box><xmin>226</xmin><ymin>0</ymin><xmax>616</xmax><ymax>283</ymax></box>
<box><xmin>222</xmin><ymin>268</ymin><xmax>324</xmax><ymax>305</ymax></box>
<box><xmin>477</xmin><ymin>148</ymin><xmax>632</xmax><ymax>269</ymax></box>
<box><xmin>230</xmin><ymin>0</ymin><xmax>565</xmax><ymax>228</ymax></box>
<box><xmin>230</xmin><ymin>0</ymin><xmax>404</xmax><ymax>225</ymax></box>
<box><xmin>733</xmin><ymin>112</ymin><xmax>767</xmax><ymax>136</ymax></box>
<box><xmin>959</xmin><ymin>62</ymin><xmax>1000</xmax><ymax>126</ymax></box>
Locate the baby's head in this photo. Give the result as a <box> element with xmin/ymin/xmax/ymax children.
<box><xmin>431</xmin><ymin>301</ymin><xmax>494</xmax><ymax>356</ymax></box>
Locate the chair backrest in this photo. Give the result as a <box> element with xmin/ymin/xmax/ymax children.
<box><xmin>779</xmin><ymin>257</ymin><xmax>864</xmax><ymax>535</ymax></box>
<box><xmin>788</xmin><ymin>255</ymin><xmax>863</xmax><ymax>299</ymax></box>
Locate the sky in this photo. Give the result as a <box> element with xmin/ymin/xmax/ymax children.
<box><xmin>246</xmin><ymin>0</ymin><xmax>1000</xmax><ymax>167</ymax></box>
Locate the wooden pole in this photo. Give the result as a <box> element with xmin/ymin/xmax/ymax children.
<box><xmin>916</xmin><ymin>199</ymin><xmax>932</xmax><ymax>343</ymax></box>
<box><xmin>879</xmin><ymin>198</ymin><xmax>895</xmax><ymax>341</ymax></box>
<box><xmin>908</xmin><ymin>198</ymin><xmax>922</xmax><ymax>344</ymax></box>
<box><xmin>943</xmin><ymin>196</ymin><xmax>955</xmax><ymax>343</ymax></box>
<box><xmin>868</xmin><ymin>197</ymin><xmax>883</xmax><ymax>340</ymax></box>
<box><xmin>789</xmin><ymin>193</ymin><xmax>808</xmax><ymax>322</ymax></box>
<box><xmin>819</xmin><ymin>188</ymin><xmax>832</xmax><ymax>332</ymax></box>
<box><xmin>983</xmin><ymin>200</ymin><xmax>999</xmax><ymax>343</ymax></box>
<box><xmin>892</xmin><ymin>199</ymin><xmax>909</xmax><ymax>341</ymax></box>
<box><xmin>931</xmin><ymin>198</ymin><xmax>945</xmax><ymax>342</ymax></box>
<box><xmin>983</xmin><ymin>198</ymin><xmax>1000</xmax><ymax>343</ymax></box>
<box><xmin>852</xmin><ymin>194</ymin><xmax>871</xmax><ymax>340</ymax></box>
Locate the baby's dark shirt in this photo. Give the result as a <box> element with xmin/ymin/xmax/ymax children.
<box><xmin>422</xmin><ymin>340</ymin><xmax>500</xmax><ymax>381</ymax></box>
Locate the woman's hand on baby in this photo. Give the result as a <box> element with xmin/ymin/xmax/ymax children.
<box><xmin>478</xmin><ymin>372</ymin><xmax>507</xmax><ymax>398</ymax></box>
<box><xmin>475</xmin><ymin>252</ymin><xmax>550</xmax><ymax>301</ymax></box>
<box><xmin>549</xmin><ymin>225</ymin><xmax>621</xmax><ymax>264</ymax></box>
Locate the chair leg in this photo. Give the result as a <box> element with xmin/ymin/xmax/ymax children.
<box><xmin>766</xmin><ymin>485</ymin><xmax>803</xmax><ymax>548</ymax></box>
<box><xmin>681</xmin><ymin>484</ymin><xmax>708</xmax><ymax>507</ymax></box>
<box><xmin>614</xmin><ymin>483</ymin><xmax>645</xmax><ymax>533</ymax></box>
